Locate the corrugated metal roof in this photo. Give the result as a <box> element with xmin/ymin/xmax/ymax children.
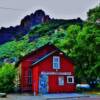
<box><xmin>31</xmin><ymin>50</ymin><xmax>56</xmax><ymax>66</ymax></box>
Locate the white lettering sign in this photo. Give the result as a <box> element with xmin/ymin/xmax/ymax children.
<box><xmin>41</xmin><ymin>72</ymin><xmax>71</xmax><ymax>75</ymax></box>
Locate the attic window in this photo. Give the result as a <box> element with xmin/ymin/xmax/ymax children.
<box><xmin>53</xmin><ymin>56</ymin><xmax>60</xmax><ymax>69</ymax></box>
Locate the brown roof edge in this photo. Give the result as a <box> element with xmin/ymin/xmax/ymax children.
<box><xmin>15</xmin><ymin>42</ymin><xmax>55</xmax><ymax>67</ymax></box>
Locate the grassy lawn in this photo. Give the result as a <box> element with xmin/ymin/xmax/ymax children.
<box><xmin>87</xmin><ymin>91</ymin><xmax>100</xmax><ymax>95</ymax></box>
<box><xmin>76</xmin><ymin>87</ymin><xmax>100</xmax><ymax>96</ymax></box>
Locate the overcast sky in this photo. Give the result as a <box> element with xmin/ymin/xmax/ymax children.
<box><xmin>0</xmin><ymin>0</ymin><xmax>99</xmax><ymax>27</ymax></box>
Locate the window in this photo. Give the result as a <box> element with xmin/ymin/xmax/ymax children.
<box><xmin>58</xmin><ymin>76</ymin><xmax>64</xmax><ymax>86</ymax></box>
<box><xmin>53</xmin><ymin>56</ymin><xmax>60</xmax><ymax>69</ymax></box>
<box><xmin>28</xmin><ymin>69</ymin><xmax>32</xmax><ymax>85</ymax></box>
<box><xmin>67</xmin><ymin>76</ymin><xmax>74</xmax><ymax>83</ymax></box>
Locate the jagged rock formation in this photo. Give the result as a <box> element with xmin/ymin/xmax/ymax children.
<box><xmin>0</xmin><ymin>9</ymin><xmax>50</xmax><ymax>44</ymax></box>
<box><xmin>0</xmin><ymin>9</ymin><xmax>83</xmax><ymax>45</ymax></box>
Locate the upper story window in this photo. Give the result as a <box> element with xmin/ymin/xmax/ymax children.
<box><xmin>53</xmin><ymin>56</ymin><xmax>60</xmax><ymax>69</ymax></box>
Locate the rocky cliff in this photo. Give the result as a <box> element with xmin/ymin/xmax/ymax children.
<box><xmin>0</xmin><ymin>9</ymin><xmax>50</xmax><ymax>44</ymax></box>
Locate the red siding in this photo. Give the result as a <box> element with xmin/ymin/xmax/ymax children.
<box><xmin>32</xmin><ymin>65</ymin><xmax>39</xmax><ymax>95</ymax></box>
<box><xmin>21</xmin><ymin>60</ymin><xmax>32</xmax><ymax>91</ymax></box>
<box><xmin>20</xmin><ymin>45</ymin><xmax>55</xmax><ymax>91</ymax></box>
<box><xmin>32</xmin><ymin>52</ymin><xmax>75</xmax><ymax>94</ymax></box>
<box><xmin>48</xmin><ymin>75</ymin><xmax>75</xmax><ymax>93</ymax></box>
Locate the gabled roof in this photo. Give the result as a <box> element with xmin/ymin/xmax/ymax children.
<box><xmin>16</xmin><ymin>43</ymin><xmax>74</xmax><ymax>67</ymax></box>
<box><xmin>16</xmin><ymin>43</ymin><xmax>57</xmax><ymax>66</ymax></box>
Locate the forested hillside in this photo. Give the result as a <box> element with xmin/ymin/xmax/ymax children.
<box><xmin>0</xmin><ymin>18</ymin><xmax>83</xmax><ymax>64</ymax></box>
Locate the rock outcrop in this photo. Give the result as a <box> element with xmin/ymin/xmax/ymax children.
<box><xmin>0</xmin><ymin>9</ymin><xmax>50</xmax><ymax>44</ymax></box>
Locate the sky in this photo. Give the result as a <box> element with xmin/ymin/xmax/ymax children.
<box><xmin>0</xmin><ymin>0</ymin><xmax>99</xmax><ymax>27</ymax></box>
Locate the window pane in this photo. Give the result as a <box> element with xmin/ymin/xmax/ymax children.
<box><xmin>28</xmin><ymin>77</ymin><xmax>32</xmax><ymax>85</ymax></box>
<box><xmin>28</xmin><ymin>70</ymin><xmax>32</xmax><ymax>77</ymax></box>
<box><xmin>58</xmin><ymin>76</ymin><xmax>64</xmax><ymax>85</ymax></box>
<box><xmin>53</xmin><ymin>63</ymin><xmax>59</xmax><ymax>68</ymax></box>
<box><xmin>54</xmin><ymin>58</ymin><xmax>59</xmax><ymax>62</ymax></box>
<box><xmin>68</xmin><ymin>78</ymin><xmax>72</xmax><ymax>82</ymax></box>
<box><xmin>28</xmin><ymin>70</ymin><xmax>32</xmax><ymax>85</ymax></box>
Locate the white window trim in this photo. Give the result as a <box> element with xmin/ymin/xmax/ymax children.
<box><xmin>67</xmin><ymin>76</ymin><xmax>74</xmax><ymax>84</ymax></box>
<box><xmin>53</xmin><ymin>56</ymin><xmax>60</xmax><ymax>69</ymax></box>
<box><xmin>58</xmin><ymin>76</ymin><xmax>64</xmax><ymax>86</ymax></box>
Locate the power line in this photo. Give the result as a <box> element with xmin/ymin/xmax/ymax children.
<box><xmin>0</xmin><ymin>6</ymin><xmax>26</xmax><ymax>11</ymax></box>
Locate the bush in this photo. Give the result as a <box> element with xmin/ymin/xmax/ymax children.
<box><xmin>0</xmin><ymin>63</ymin><xmax>16</xmax><ymax>93</ymax></box>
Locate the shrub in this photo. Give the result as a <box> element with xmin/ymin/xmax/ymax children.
<box><xmin>0</xmin><ymin>63</ymin><xmax>16</xmax><ymax>93</ymax></box>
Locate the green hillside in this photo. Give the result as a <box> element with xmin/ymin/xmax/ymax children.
<box><xmin>29</xmin><ymin>19</ymin><xmax>83</xmax><ymax>37</ymax></box>
<box><xmin>0</xmin><ymin>18</ymin><xmax>83</xmax><ymax>63</ymax></box>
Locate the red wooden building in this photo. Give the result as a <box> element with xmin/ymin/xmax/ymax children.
<box><xmin>18</xmin><ymin>43</ymin><xmax>76</xmax><ymax>95</ymax></box>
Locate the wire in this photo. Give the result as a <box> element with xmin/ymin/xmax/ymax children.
<box><xmin>0</xmin><ymin>6</ymin><xmax>26</xmax><ymax>11</ymax></box>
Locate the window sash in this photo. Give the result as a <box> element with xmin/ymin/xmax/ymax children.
<box><xmin>53</xmin><ymin>56</ymin><xmax>60</xmax><ymax>69</ymax></box>
<box><xmin>24</xmin><ymin>70</ymin><xmax>32</xmax><ymax>85</ymax></box>
<box><xmin>28</xmin><ymin>70</ymin><xmax>32</xmax><ymax>85</ymax></box>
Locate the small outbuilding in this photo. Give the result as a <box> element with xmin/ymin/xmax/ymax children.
<box><xmin>17</xmin><ymin>43</ymin><xmax>75</xmax><ymax>95</ymax></box>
